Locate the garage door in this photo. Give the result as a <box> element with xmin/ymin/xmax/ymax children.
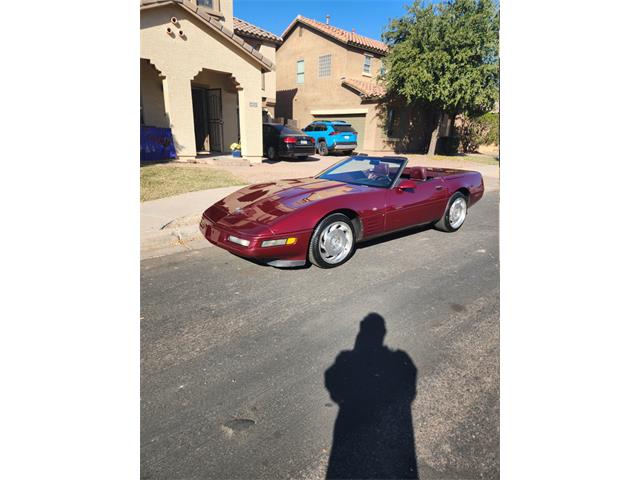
<box><xmin>312</xmin><ymin>114</ymin><xmax>367</xmax><ymax>151</ymax></box>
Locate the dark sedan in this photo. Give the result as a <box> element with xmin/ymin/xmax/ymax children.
<box><xmin>263</xmin><ymin>123</ymin><xmax>316</xmax><ymax>160</ymax></box>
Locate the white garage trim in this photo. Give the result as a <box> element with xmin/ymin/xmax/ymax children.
<box><xmin>310</xmin><ymin>108</ymin><xmax>368</xmax><ymax>115</ymax></box>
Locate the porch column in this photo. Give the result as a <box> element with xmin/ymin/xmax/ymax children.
<box><xmin>161</xmin><ymin>75</ymin><xmax>197</xmax><ymax>161</ymax></box>
<box><xmin>237</xmin><ymin>87</ymin><xmax>263</xmax><ymax>164</ymax></box>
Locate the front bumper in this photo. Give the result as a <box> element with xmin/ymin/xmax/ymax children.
<box><xmin>199</xmin><ymin>215</ymin><xmax>312</xmax><ymax>265</ymax></box>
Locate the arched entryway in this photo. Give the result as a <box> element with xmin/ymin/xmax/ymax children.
<box><xmin>140</xmin><ymin>59</ymin><xmax>168</xmax><ymax>129</ymax></box>
<box><xmin>191</xmin><ymin>69</ymin><xmax>240</xmax><ymax>154</ymax></box>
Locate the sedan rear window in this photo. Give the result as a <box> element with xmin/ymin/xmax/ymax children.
<box><xmin>281</xmin><ymin>126</ymin><xmax>305</xmax><ymax>135</ymax></box>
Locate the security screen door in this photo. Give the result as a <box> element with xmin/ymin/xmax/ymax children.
<box><xmin>207</xmin><ymin>89</ymin><xmax>224</xmax><ymax>153</ymax></box>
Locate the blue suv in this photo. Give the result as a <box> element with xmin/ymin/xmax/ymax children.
<box><xmin>301</xmin><ymin>120</ymin><xmax>358</xmax><ymax>156</ymax></box>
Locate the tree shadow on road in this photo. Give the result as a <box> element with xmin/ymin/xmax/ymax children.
<box><xmin>324</xmin><ymin>313</ymin><xmax>419</xmax><ymax>479</ymax></box>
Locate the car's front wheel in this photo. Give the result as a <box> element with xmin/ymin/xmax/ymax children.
<box><xmin>308</xmin><ymin>213</ymin><xmax>356</xmax><ymax>268</ymax></box>
<box><xmin>435</xmin><ymin>191</ymin><xmax>468</xmax><ymax>232</ymax></box>
<box><xmin>317</xmin><ymin>141</ymin><xmax>329</xmax><ymax>156</ymax></box>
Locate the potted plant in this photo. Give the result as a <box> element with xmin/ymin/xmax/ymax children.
<box><xmin>230</xmin><ymin>142</ymin><xmax>242</xmax><ymax>158</ymax></box>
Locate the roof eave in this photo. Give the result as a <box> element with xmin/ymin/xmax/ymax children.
<box><xmin>140</xmin><ymin>0</ymin><xmax>274</xmax><ymax>71</ymax></box>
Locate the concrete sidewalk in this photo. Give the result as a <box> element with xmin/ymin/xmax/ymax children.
<box><xmin>141</xmin><ymin>154</ymin><xmax>499</xmax><ymax>259</ymax></box>
<box><xmin>141</xmin><ymin>185</ymin><xmax>246</xmax><ymax>259</ymax></box>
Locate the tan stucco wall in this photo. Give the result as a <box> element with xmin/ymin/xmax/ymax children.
<box><xmin>140</xmin><ymin>59</ymin><xmax>169</xmax><ymax>128</ymax></box>
<box><xmin>241</xmin><ymin>36</ymin><xmax>277</xmax><ymax>107</ymax></box>
<box><xmin>259</xmin><ymin>42</ymin><xmax>276</xmax><ymax>102</ymax></box>
<box><xmin>275</xmin><ymin>23</ymin><xmax>390</xmax><ymax>151</ymax></box>
<box><xmin>140</xmin><ymin>3</ymin><xmax>264</xmax><ymax>162</ymax></box>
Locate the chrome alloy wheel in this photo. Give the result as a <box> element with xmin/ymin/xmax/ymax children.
<box><xmin>318</xmin><ymin>221</ymin><xmax>353</xmax><ymax>264</ymax></box>
<box><xmin>449</xmin><ymin>197</ymin><xmax>467</xmax><ymax>229</ymax></box>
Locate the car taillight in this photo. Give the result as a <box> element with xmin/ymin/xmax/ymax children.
<box><xmin>309</xmin><ymin>137</ymin><xmax>315</xmax><ymax>143</ymax></box>
<box><xmin>329</xmin><ymin>131</ymin><xmax>338</xmax><ymax>136</ymax></box>
<box><xmin>283</xmin><ymin>136</ymin><xmax>297</xmax><ymax>144</ymax></box>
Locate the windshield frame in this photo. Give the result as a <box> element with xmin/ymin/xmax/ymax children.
<box><xmin>315</xmin><ymin>155</ymin><xmax>408</xmax><ymax>189</ymax></box>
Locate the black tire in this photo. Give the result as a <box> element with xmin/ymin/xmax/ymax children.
<box><xmin>267</xmin><ymin>146</ymin><xmax>278</xmax><ymax>161</ymax></box>
<box><xmin>434</xmin><ymin>191</ymin><xmax>468</xmax><ymax>232</ymax></box>
<box><xmin>308</xmin><ymin>213</ymin><xmax>356</xmax><ymax>268</ymax></box>
<box><xmin>317</xmin><ymin>141</ymin><xmax>329</xmax><ymax>156</ymax></box>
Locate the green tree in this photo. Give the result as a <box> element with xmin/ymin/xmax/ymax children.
<box><xmin>382</xmin><ymin>0</ymin><xmax>499</xmax><ymax>155</ymax></box>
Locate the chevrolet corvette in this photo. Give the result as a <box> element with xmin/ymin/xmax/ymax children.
<box><xmin>200</xmin><ymin>155</ymin><xmax>484</xmax><ymax>268</ymax></box>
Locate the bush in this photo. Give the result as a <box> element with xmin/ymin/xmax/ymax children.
<box><xmin>457</xmin><ymin>112</ymin><xmax>500</xmax><ymax>153</ymax></box>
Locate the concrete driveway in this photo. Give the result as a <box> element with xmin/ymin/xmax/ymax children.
<box><xmin>140</xmin><ymin>190</ymin><xmax>500</xmax><ymax>479</ymax></box>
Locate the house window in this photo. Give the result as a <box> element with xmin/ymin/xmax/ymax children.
<box><xmin>318</xmin><ymin>54</ymin><xmax>331</xmax><ymax>78</ymax></box>
<box><xmin>379</xmin><ymin>65</ymin><xmax>386</xmax><ymax>77</ymax></box>
<box><xmin>197</xmin><ymin>0</ymin><xmax>213</xmax><ymax>8</ymax></box>
<box><xmin>296</xmin><ymin>60</ymin><xmax>305</xmax><ymax>84</ymax></box>
<box><xmin>363</xmin><ymin>54</ymin><xmax>372</xmax><ymax>75</ymax></box>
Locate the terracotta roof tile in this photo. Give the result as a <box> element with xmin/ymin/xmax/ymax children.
<box><xmin>342</xmin><ymin>77</ymin><xmax>386</xmax><ymax>98</ymax></box>
<box><xmin>233</xmin><ymin>17</ymin><xmax>282</xmax><ymax>44</ymax></box>
<box><xmin>283</xmin><ymin>16</ymin><xmax>388</xmax><ymax>54</ymax></box>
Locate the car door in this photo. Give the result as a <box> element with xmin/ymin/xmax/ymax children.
<box><xmin>302</xmin><ymin>124</ymin><xmax>317</xmax><ymax>142</ymax></box>
<box><xmin>384</xmin><ymin>176</ymin><xmax>449</xmax><ymax>232</ymax></box>
<box><xmin>262</xmin><ymin>125</ymin><xmax>276</xmax><ymax>154</ymax></box>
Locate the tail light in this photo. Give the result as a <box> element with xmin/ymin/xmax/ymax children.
<box><xmin>329</xmin><ymin>131</ymin><xmax>338</xmax><ymax>136</ymax></box>
<box><xmin>309</xmin><ymin>137</ymin><xmax>315</xmax><ymax>143</ymax></box>
<box><xmin>283</xmin><ymin>136</ymin><xmax>297</xmax><ymax>144</ymax></box>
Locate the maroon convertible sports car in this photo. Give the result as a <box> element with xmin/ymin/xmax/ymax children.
<box><xmin>200</xmin><ymin>155</ymin><xmax>484</xmax><ymax>268</ymax></box>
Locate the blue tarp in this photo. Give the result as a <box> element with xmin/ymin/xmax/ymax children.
<box><xmin>140</xmin><ymin>126</ymin><xmax>177</xmax><ymax>162</ymax></box>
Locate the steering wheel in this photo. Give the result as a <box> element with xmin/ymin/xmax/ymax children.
<box><xmin>368</xmin><ymin>173</ymin><xmax>391</xmax><ymax>185</ymax></box>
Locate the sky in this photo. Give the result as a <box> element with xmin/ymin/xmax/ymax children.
<box><xmin>233</xmin><ymin>0</ymin><xmax>412</xmax><ymax>41</ymax></box>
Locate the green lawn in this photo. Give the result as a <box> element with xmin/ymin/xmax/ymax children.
<box><xmin>141</xmin><ymin>164</ymin><xmax>245</xmax><ymax>202</ymax></box>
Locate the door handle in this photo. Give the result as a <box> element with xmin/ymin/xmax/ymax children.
<box><xmin>435</xmin><ymin>185</ymin><xmax>443</xmax><ymax>190</ymax></box>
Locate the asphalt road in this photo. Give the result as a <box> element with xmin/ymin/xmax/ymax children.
<box><xmin>141</xmin><ymin>191</ymin><xmax>499</xmax><ymax>480</ymax></box>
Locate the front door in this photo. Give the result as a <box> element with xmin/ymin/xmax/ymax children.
<box><xmin>192</xmin><ymin>88</ymin><xmax>224</xmax><ymax>153</ymax></box>
<box><xmin>207</xmin><ymin>89</ymin><xmax>223</xmax><ymax>153</ymax></box>
<box><xmin>384</xmin><ymin>177</ymin><xmax>449</xmax><ymax>232</ymax></box>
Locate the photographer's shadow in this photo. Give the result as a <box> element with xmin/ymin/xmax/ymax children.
<box><xmin>325</xmin><ymin>313</ymin><xmax>419</xmax><ymax>479</ymax></box>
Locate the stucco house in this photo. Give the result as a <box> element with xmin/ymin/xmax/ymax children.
<box><xmin>275</xmin><ymin>16</ymin><xmax>427</xmax><ymax>152</ymax></box>
<box><xmin>140</xmin><ymin>0</ymin><xmax>281</xmax><ymax>163</ymax></box>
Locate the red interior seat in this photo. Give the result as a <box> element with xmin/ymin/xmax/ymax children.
<box><xmin>409</xmin><ymin>167</ymin><xmax>429</xmax><ymax>181</ymax></box>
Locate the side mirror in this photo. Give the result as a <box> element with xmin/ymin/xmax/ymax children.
<box><xmin>397</xmin><ymin>179</ymin><xmax>417</xmax><ymax>191</ymax></box>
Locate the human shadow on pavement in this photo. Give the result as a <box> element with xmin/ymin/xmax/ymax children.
<box><xmin>324</xmin><ymin>313</ymin><xmax>418</xmax><ymax>479</ymax></box>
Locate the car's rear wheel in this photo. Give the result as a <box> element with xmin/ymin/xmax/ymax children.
<box><xmin>308</xmin><ymin>213</ymin><xmax>356</xmax><ymax>268</ymax></box>
<box><xmin>317</xmin><ymin>141</ymin><xmax>329</xmax><ymax>156</ymax></box>
<box><xmin>267</xmin><ymin>146</ymin><xmax>278</xmax><ymax>161</ymax></box>
<box><xmin>435</xmin><ymin>191</ymin><xmax>468</xmax><ymax>232</ymax></box>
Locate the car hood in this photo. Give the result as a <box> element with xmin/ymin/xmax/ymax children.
<box><xmin>206</xmin><ymin>177</ymin><xmax>364</xmax><ymax>228</ymax></box>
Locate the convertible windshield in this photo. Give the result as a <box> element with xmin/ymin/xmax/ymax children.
<box><xmin>317</xmin><ymin>156</ymin><xmax>405</xmax><ymax>188</ymax></box>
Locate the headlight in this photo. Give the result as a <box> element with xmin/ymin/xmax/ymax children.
<box><xmin>228</xmin><ymin>235</ymin><xmax>250</xmax><ymax>247</ymax></box>
<box><xmin>261</xmin><ymin>238</ymin><xmax>297</xmax><ymax>247</ymax></box>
